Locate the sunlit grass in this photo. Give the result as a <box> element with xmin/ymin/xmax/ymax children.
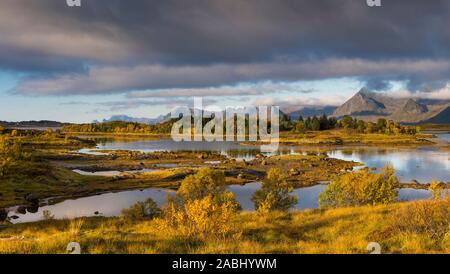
<box><xmin>1</xmin><ymin>199</ymin><xmax>448</xmax><ymax>254</ymax></box>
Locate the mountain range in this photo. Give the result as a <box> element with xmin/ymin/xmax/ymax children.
<box><xmin>95</xmin><ymin>90</ymin><xmax>450</xmax><ymax>125</ymax></box>
<box><xmin>287</xmin><ymin>106</ymin><xmax>337</xmax><ymax>120</ymax></box>
<box><xmin>331</xmin><ymin>88</ymin><xmax>450</xmax><ymax>124</ymax></box>
<box><xmin>0</xmin><ymin>120</ymin><xmax>69</xmax><ymax>129</ymax></box>
<box><xmin>94</xmin><ymin>114</ymin><xmax>171</xmax><ymax>125</ymax></box>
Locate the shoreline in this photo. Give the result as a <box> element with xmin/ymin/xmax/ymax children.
<box><xmin>1</xmin><ymin>130</ymin><xmax>448</xmax><ymax>210</ymax></box>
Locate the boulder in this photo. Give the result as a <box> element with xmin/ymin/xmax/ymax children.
<box><xmin>16</xmin><ymin>206</ymin><xmax>27</xmax><ymax>215</ymax></box>
<box><xmin>26</xmin><ymin>205</ymin><xmax>39</xmax><ymax>214</ymax></box>
<box><xmin>0</xmin><ymin>209</ymin><xmax>7</xmax><ymax>222</ymax></box>
<box><xmin>289</xmin><ymin>168</ymin><xmax>300</xmax><ymax>176</ymax></box>
<box><xmin>25</xmin><ymin>193</ymin><xmax>39</xmax><ymax>205</ymax></box>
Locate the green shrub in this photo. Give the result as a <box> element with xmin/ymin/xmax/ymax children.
<box><xmin>252</xmin><ymin>168</ymin><xmax>298</xmax><ymax>213</ymax></box>
<box><xmin>121</xmin><ymin>198</ymin><xmax>161</xmax><ymax>220</ymax></box>
<box><xmin>42</xmin><ymin>210</ymin><xmax>55</xmax><ymax>221</ymax></box>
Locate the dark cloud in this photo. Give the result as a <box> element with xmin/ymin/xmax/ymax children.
<box><xmin>406</xmin><ymin>79</ymin><xmax>448</xmax><ymax>93</ymax></box>
<box><xmin>98</xmin><ymin>98</ymin><xmax>217</xmax><ymax>111</ymax></box>
<box><xmin>1</xmin><ymin>0</ymin><xmax>450</xmax><ymax>95</ymax></box>
<box><xmin>13</xmin><ymin>59</ymin><xmax>450</xmax><ymax>95</ymax></box>
<box><xmin>363</xmin><ymin>78</ymin><xmax>393</xmax><ymax>91</ymax></box>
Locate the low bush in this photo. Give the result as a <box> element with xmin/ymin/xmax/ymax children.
<box><xmin>252</xmin><ymin>168</ymin><xmax>298</xmax><ymax>213</ymax></box>
<box><xmin>121</xmin><ymin>198</ymin><xmax>161</xmax><ymax>220</ymax></box>
<box><xmin>319</xmin><ymin>164</ymin><xmax>399</xmax><ymax>208</ymax></box>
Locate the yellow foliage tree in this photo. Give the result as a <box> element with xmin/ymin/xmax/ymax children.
<box><xmin>319</xmin><ymin>164</ymin><xmax>399</xmax><ymax>208</ymax></box>
<box><xmin>252</xmin><ymin>168</ymin><xmax>298</xmax><ymax>213</ymax></box>
<box><xmin>429</xmin><ymin>180</ymin><xmax>445</xmax><ymax>201</ymax></box>
<box><xmin>159</xmin><ymin>168</ymin><xmax>240</xmax><ymax>239</ymax></box>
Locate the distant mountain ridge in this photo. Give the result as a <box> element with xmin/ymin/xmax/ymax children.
<box><xmin>0</xmin><ymin>120</ymin><xmax>69</xmax><ymax>128</ymax></box>
<box><xmin>96</xmin><ymin>114</ymin><xmax>170</xmax><ymax>125</ymax></box>
<box><xmin>332</xmin><ymin>88</ymin><xmax>450</xmax><ymax>124</ymax></box>
<box><xmin>288</xmin><ymin>106</ymin><xmax>337</xmax><ymax>120</ymax></box>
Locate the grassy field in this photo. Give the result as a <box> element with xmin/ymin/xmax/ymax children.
<box><xmin>0</xmin><ymin>199</ymin><xmax>448</xmax><ymax>254</ymax></box>
<box><xmin>240</xmin><ymin>129</ymin><xmax>434</xmax><ymax>146</ymax></box>
<box><xmin>62</xmin><ymin>128</ymin><xmax>434</xmax><ymax>146</ymax></box>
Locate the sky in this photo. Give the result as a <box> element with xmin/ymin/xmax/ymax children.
<box><xmin>1</xmin><ymin>0</ymin><xmax>450</xmax><ymax>123</ymax></box>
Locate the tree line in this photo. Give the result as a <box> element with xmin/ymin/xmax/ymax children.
<box><xmin>292</xmin><ymin>115</ymin><xmax>420</xmax><ymax>135</ymax></box>
<box><xmin>60</xmin><ymin>114</ymin><xmax>421</xmax><ymax>135</ymax></box>
<box><xmin>61</xmin><ymin>120</ymin><xmax>175</xmax><ymax>134</ymax></box>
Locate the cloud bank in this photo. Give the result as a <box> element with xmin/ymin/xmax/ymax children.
<box><xmin>1</xmin><ymin>0</ymin><xmax>450</xmax><ymax>98</ymax></box>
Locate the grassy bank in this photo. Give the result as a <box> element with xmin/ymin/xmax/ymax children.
<box><xmin>63</xmin><ymin>128</ymin><xmax>433</xmax><ymax>146</ymax></box>
<box><xmin>0</xmin><ymin>199</ymin><xmax>448</xmax><ymax>254</ymax></box>
<box><xmin>0</xmin><ymin>159</ymin><xmax>182</xmax><ymax>208</ymax></box>
<box><xmin>241</xmin><ymin>129</ymin><xmax>434</xmax><ymax>146</ymax></box>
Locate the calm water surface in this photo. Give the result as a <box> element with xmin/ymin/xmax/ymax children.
<box><xmin>7</xmin><ymin>182</ymin><xmax>433</xmax><ymax>224</ymax></box>
<box><xmin>7</xmin><ymin>134</ymin><xmax>447</xmax><ymax>223</ymax></box>
<box><xmin>80</xmin><ymin>136</ymin><xmax>450</xmax><ymax>183</ymax></box>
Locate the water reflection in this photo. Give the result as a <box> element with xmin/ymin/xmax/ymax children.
<box><xmin>328</xmin><ymin>148</ymin><xmax>449</xmax><ymax>183</ymax></box>
<box><xmin>72</xmin><ymin>168</ymin><xmax>157</xmax><ymax>176</ymax></box>
<box><xmin>229</xmin><ymin>182</ymin><xmax>328</xmax><ymax>211</ymax></box>
<box><xmin>7</xmin><ymin>188</ymin><xmax>173</xmax><ymax>224</ymax></box>
<box><xmin>12</xmin><ymin>134</ymin><xmax>441</xmax><ymax>224</ymax></box>
<box><xmin>398</xmin><ymin>188</ymin><xmax>432</xmax><ymax>201</ymax></box>
<box><xmin>435</xmin><ymin>133</ymin><xmax>450</xmax><ymax>143</ymax></box>
<box><xmin>78</xmin><ymin>138</ymin><xmax>449</xmax><ymax>183</ymax></box>
<box><xmin>5</xmin><ymin>183</ymin><xmax>433</xmax><ymax>224</ymax></box>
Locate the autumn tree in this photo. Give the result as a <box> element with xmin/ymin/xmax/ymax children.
<box><xmin>252</xmin><ymin>168</ymin><xmax>298</xmax><ymax>213</ymax></box>
<box><xmin>121</xmin><ymin>198</ymin><xmax>161</xmax><ymax>220</ymax></box>
<box><xmin>429</xmin><ymin>180</ymin><xmax>446</xmax><ymax>201</ymax></box>
<box><xmin>160</xmin><ymin>168</ymin><xmax>241</xmax><ymax>239</ymax></box>
<box><xmin>0</xmin><ymin>137</ymin><xmax>23</xmax><ymax>177</ymax></box>
<box><xmin>319</xmin><ymin>164</ymin><xmax>399</xmax><ymax>208</ymax></box>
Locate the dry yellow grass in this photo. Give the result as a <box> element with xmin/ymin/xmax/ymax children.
<box><xmin>0</xmin><ymin>199</ymin><xmax>448</xmax><ymax>254</ymax></box>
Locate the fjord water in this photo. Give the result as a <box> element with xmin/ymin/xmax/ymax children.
<box><xmin>85</xmin><ymin>136</ymin><xmax>450</xmax><ymax>183</ymax></box>
<box><xmin>327</xmin><ymin>147</ymin><xmax>449</xmax><ymax>183</ymax></box>
<box><xmin>7</xmin><ymin>183</ymin><xmax>433</xmax><ymax>224</ymax></box>
<box><xmin>7</xmin><ymin>134</ymin><xmax>447</xmax><ymax>223</ymax></box>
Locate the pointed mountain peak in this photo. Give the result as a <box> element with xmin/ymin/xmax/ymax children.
<box><xmin>332</xmin><ymin>88</ymin><xmax>385</xmax><ymax>117</ymax></box>
<box><xmin>405</xmin><ymin>98</ymin><xmax>417</xmax><ymax>104</ymax></box>
<box><xmin>399</xmin><ymin>98</ymin><xmax>428</xmax><ymax>114</ymax></box>
<box><xmin>355</xmin><ymin>88</ymin><xmax>374</xmax><ymax>98</ymax></box>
